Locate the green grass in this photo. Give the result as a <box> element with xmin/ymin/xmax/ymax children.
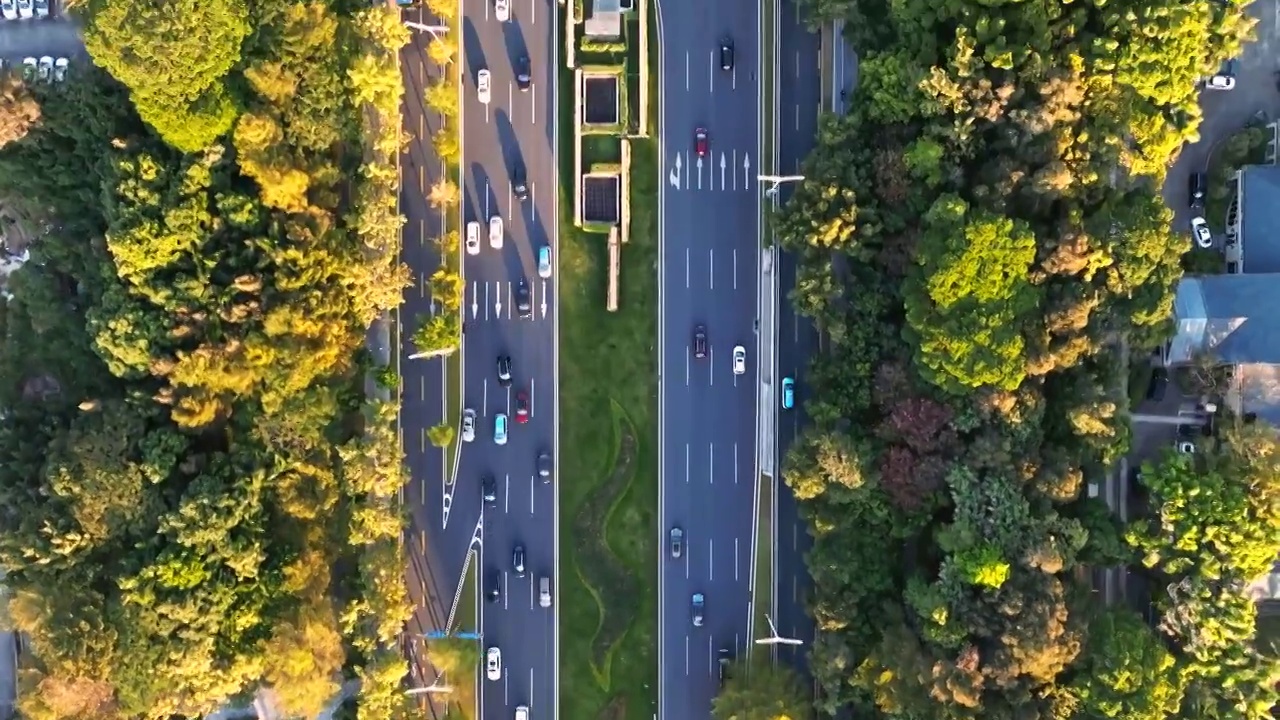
<box><xmin>752</xmin><ymin>473</ymin><xmax>774</xmax><ymax>667</ymax></box>
<box><xmin>445</xmin><ymin>554</ymin><xmax>478</xmax><ymax>719</ymax></box>
<box><xmin>1126</xmin><ymin>353</ymin><xmax>1153</xmax><ymax>410</ymax></box>
<box><xmin>557</xmin><ymin>2</ymin><xmax>660</xmax><ymax>717</ymax></box>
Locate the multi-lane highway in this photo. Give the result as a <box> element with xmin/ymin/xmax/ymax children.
<box><xmin>773</xmin><ymin>0</ymin><xmax>822</xmax><ymax>684</ymax></box>
<box><xmin>457</xmin><ymin>0</ymin><xmax>560</xmax><ymax>716</ymax></box>
<box><xmin>655</xmin><ymin>0</ymin><xmax>762</xmax><ymax>716</ymax></box>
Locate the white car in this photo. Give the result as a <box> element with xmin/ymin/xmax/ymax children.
<box><xmin>732</xmin><ymin>345</ymin><xmax>746</xmax><ymax>375</ymax></box>
<box><xmin>489</xmin><ymin>215</ymin><xmax>503</xmax><ymax>249</ymax></box>
<box><xmin>1177</xmin><ymin>440</ymin><xmax>1196</xmax><ymax>454</ymax></box>
<box><xmin>53</xmin><ymin>57</ymin><xmax>67</xmax><ymax>82</ymax></box>
<box><xmin>494</xmin><ymin>413</ymin><xmax>508</xmax><ymax>446</ymax></box>
<box><xmin>1190</xmin><ymin>216</ymin><xmax>1213</xmax><ymax>248</ymax></box>
<box><xmin>16</xmin><ymin>0</ymin><xmax>31</xmax><ymax>18</ymax></box>
<box><xmin>485</xmin><ymin>647</ymin><xmax>502</xmax><ymax>681</ymax></box>
<box><xmin>538</xmin><ymin>245</ymin><xmax>552</xmax><ymax>278</ymax></box>
<box><xmin>1</xmin><ymin>0</ymin><xmax>18</xmax><ymax>20</ymax></box>
<box><xmin>461</xmin><ymin>408</ymin><xmax>476</xmax><ymax>443</ymax></box>
<box><xmin>32</xmin><ymin>0</ymin><xmax>46</xmax><ymax>17</ymax></box>
<box><xmin>21</xmin><ymin>57</ymin><xmax>36</xmax><ymax>83</ymax></box>
<box><xmin>495</xmin><ymin>0</ymin><xmax>509</xmax><ymax>21</ymax></box>
<box><xmin>477</xmin><ymin>68</ymin><xmax>491</xmax><ymax>105</ymax></box>
<box><xmin>37</xmin><ymin>56</ymin><xmax>52</xmax><ymax>83</ymax></box>
<box><xmin>465</xmin><ymin>220</ymin><xmax>481</xmax><ymax>255</ymax></box>
<box><xmin>1206</xmin><ymin>74</ymin><xmax>1236</xmax><ymax>91</ymax></box>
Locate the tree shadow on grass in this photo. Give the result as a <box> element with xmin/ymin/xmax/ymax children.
<box><xmin>570</xmin><ymin>399</ymin><xmax>641</xmax><ymax>688</ymax></box>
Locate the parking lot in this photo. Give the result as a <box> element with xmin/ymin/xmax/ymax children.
<box><xmin>0</xmin><ymin>5</ymin><xmax>83</xmax><ymax>66</ymax></box>
<box><xmin>1162</xmin><ymin>0</ymin><xmax>1280</xmax><ymax>228</ymax></box>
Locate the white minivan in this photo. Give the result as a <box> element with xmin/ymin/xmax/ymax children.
<box><xmin>515</xmin><ymin>707</ymin><xmax>529</xmax><ymax>720</ymax></box>
<box><xmin>538</xmin><ymin>577</ymin><xmax>551</xmax><ymax>608</ymax></box>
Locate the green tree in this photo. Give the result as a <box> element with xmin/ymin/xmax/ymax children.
<box><xmin>712</xmin><ymin>662</ymin><xmax>812</xmax><ymax>720</ymax></box>
<box><xmin>1070</xmin><ymin>609</ymin><xmax>1185</xmax><ymax>720</ymax></box>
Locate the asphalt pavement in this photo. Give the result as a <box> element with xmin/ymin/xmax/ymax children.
<box><xmin>772</xmin><ymin>0</ymin><xmax>822</xmax><ymax>687</ymax></box>
<box><xmin>655</xmin><ymin>0</ymin><xmax>762</xmax><ymax>716</ymax></box>
<box><xmin>0</xmin><ymin>15</ymin><xmax>84</xmax><ymax>63</ymax></box>
<box><xmin>456</xmin><ymin>0</ymin><xmax>560</xmax><ymax>717</ymax></box>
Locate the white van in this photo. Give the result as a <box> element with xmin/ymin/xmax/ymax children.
<box><xmin>515</xmin><ymin>706</ymin><xmax>529</xmax><ymax>720</ymax></box>
<box><xmin>539</xmin><ymin>577</ymin><xmax>551</xmax><ymax>608</ymax></box>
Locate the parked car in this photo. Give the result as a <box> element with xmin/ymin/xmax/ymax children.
<box><xmin>462</xmin><ymin>408</ymin><xmax>476</xmax><ymax>442</ymax></box>
<box><xmin>466</xmin><ymin>220</ymin><xmax>481</xmax><ymax>255</ymax></box>
<box><xmin>1190</xmin><ymin>216</ymin><xmax>1213</xmax><ymax>248</ymax></box>
<box><xmin>781</xmin><ymin>377</ymin><xmax>795</xmax><ymax>410</ymax></box>
<box><xmin>670</xmin><ymin>527</ymin><xmax>683</xmax><ymax>559</ymax></box>
<box><xmin>691</xmin><ymin>592</ymin><xmax>705</xmax><ymax>627</ymax></box>
<box><xmin>17</xmin><ymin>0</ymin><xmax>33</xmax><ymax>19</ymax></box>
<box><xmin>1</xmin><ymin>0</ymin><xmax>18</xmax><ymax>21</ymax></box>
<box><xmin>1206</xmin><ymin>59</ymin><xmax>1237</xmax><ymax>90</ymax></box>
<box><xmin>489</xmin><ymin>215</ymin><xmax>504</xmax><ymax>249</ymax></box>
<box><xmin>494</xmin><ymin>0</ymin><xmax>509</xmax><ymax>21</ymax></box>
<box><xmin>538</xmin><ymin>246</ymin><xmax>552</xmax><ymax>278</ymax></box>
<box><xmin>1145</xmin><ymin>367</ymin><xmax>1169</xmax><ymax>402</ymax></box>
<box><xmin>477</xmin><ymin>68</ymin><xmax>492</xmax><ymax>104</ymax></box>
<box><xmin>515</xmin><ymin>54</ymin><xmax>532</xmax><ymax>91</ymax></box>
<box><xmin>732</xmin><ymin>345</ymin><xmax>746</xmax><ymax>375</ymax></box>
<box><xmin>1177</xmin><ymin>440</ymin><xmax>1196</xmax><ymax>454</ymax></box>
<box><xmin>693</xmin><ymin>325</ymin><xmax>707</xmax><ymax>359</ymax></box>
<box><xmin>1188</xmin><ymin>172</ymin><xmax>1207</xmax><ymax>209</ymax></box>
<box><xmin>32</xmin><ymin>0</ymin><xmax>46</xmax><ymax>17</ymax></box>
<box><xmin>719</xmin><ymin>37</ymin><xmax>734</xmax><ymax>71</ymax></box>
<box><xmin>494</xmin><ymin>413</ymin><xmax>509</xmax><ymax>445</ymax></box>
<box><xmin>20</xmin><ymin>58</ymin><xmax>36</xmax><ymax>83</ymax></box>
<box><xmin>486</xmin><ymin>647</ymin><xmax>502</xmax><ymax>681</ymax></box>
<box><xmin>37</xmin><ymin>56</ymin><xmax>52</xmax><ymax>83</ymax></box>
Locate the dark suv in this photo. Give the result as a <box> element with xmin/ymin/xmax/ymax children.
<box><xmin>693</xmin><ymin>325</ymin><xmax>707</xmax><ymax>358</ymax></box>
<box><xmin>719</xmin><ymin>37</ymin><xmax>734</xmax><ymax>71</ymax></box>
<box><xmin>516</xmin><ymin>278</ymin><xmax>532</xmax><ymax>317</ymax></box>
<box><xmin>497</xmin><ymin>355</ymin><xmax>513</xmax><ymax>386</ymax></box>
<box><xmin>515</xmin><ymin>54</ymin><xmax>532</xmax><ymax>91</ymax></box>
<box><xmin>1188</xmin><ymin>172</ymin><xmax>1207</xmax><ymax>209</ymax></box>
<box><xmin>513</xmin><ymin>159</ymin><xmax>529</xmax><ymax>202</ymax></box>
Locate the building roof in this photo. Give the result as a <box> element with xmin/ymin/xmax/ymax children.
<box><xmin>1169</xmin><ymin>274</ymin><xmax>1280</xmax><ymax>365</ymax></box>
<box><xmin>1241</xmin><ymin>164</ymin><xmax>1280</xmax><ymax>274</ymax></box>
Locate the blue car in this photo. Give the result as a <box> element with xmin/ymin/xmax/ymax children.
<box><xmin>538</xmin><ymin>246</ymin><xmax>552</xmax><ymax>278</ymax></box>
<box><xmin>781</xmin><ymin>377</ymin><xmax>795</xmax><ymax>410</ymax></box>
<box><xmin>494</xmin><ymin>413</ymin><xmax>509</xmax><ymax>445</ymax></box>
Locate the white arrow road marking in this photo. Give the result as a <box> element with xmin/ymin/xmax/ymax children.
<box><xmin>670</xmin><ymin>153</ymin><xmax>682</xmax><ymax>189</ymax></box>
<box><xmin>719</xmin><ymin>152</ymin><xmax>726</xmax><ymax>190</ymax></box>
<box><xmin>471</xmin><ymin>281</ymin><xmax>479</xmax><ymax>319</ymax></box>
<box><xmin>540</xmin><ymin>280</ymin><xmax>548</xmax><ymax>318</ymax></box>
<box><xmin>494</xmin><ymin>281</ymin><xmax>503</xmax><ymax>318</ymax></box>
<box><xmin>696</xmin><ymin>156</ymin><xmax>703</xmax><ymax>190</ymax></box>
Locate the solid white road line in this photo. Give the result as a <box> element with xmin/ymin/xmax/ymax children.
<box><xmin>709</xmin><ymin>346</ymin><xmax>714</xmax><ymax>386</ymax></box>
<box><xmin>506</xmin><ymin>386</ymin><xmax>512</xmax><ymax>416</ymax></box>
<box><xmin>507</xmin><ymin>283</ymin><xmax>513</xmax><ymax>320</ymax></box>
<box><xmin>709</xmin><ymin>50</ymin><xmax>714</xmax><ymax>93</ymax></box>
<box><xmin>531</xmin><ymin>378</ymin><xmax>536</xmax><ymax>417</ymax></box>
<box><xmin>531</xmin><ymin>0</ymin><xmax>536</xmax><ymax>24</ymax></box>
<box><xmin>505</xmin><ymin>474</ymin><xmax>510</xmax><ymax>513</ymax></box>
<box><xmin>530</xmin><ymin>669</ymin><xmax>535</xmax><ymax>710</ymax></box>
<box><xmin>485</xmin><ymin>183</ymin><xmax>491</xmax><ymax>222</ymax></box>
<box><xmin>795</xmin><ymin>104</ymin><xmax>800</xmax><ymax>131</ymax></box>
<box><xmin>531</xmin><ymin>83</ymin><xmax>537</xmax><ymax>125</ymax></box>
<box><xmin>529</xmin><ymin>475</ymin><xmax>534</xmax><ymax>515</ymax></box>
<box><xmin>504</xmin><ymin>674</ymin><xmax>509</xmax><ymax>704</ymax></box>
<box><xmin>734</xmin><ymin>442</ymin><xmax>739</xmax><ymax>484</ymax></box>
<box><xmin>709</xmin><ymin>249</ymin><xmax>714</xmax><ymax>290</ymax></box>
<box><xmin>734</xmin><ymin>537</ymin><xmax>739</xmax><ymax>581</ymax></box>
<box><xmin>686</xmin><ymin>543</ymin><xmax>691</xmax><ymax>578</ymax></box>
<box><xmin>733</xmin><ymin>248</ymin><xmax>738</xmax><ymax>290</ymax></box>
<box><xmin>685</xmin><ymin>52</ymin><xmax>690</xmax><ymax>91</ymax></box>
<box><xmin>685</xmin><ymin>350</ymin><xmax>690</xmax><ymax>386</ymax></box>
<box><xmin>707</xmin><ymin>636</ymin><xmax>713</xmax><ymax>675</ymax></box>
<box><xmin>529</xmin><ymin>574</ymin><xmax>535</xmax><ymax>609</ymax></box>
<box><xmin>685</xmin><ymin>635</ymin><xmax>690</xmax><ymax>676</ymax></box>
<box><xmin>504</xmin><ymin>571</ymin><xmax>510</xmax><ymax>609</ymax></box>
<box><xmin>709</xmin><ymin>443</ymin><xmax>714</xmax><ymax>485</ymax></box>
<box><xmin>709</xmin><ymin>538</ymin><xmax>715</xmax><ymax>580</ymax></box>
<box><xmin>482</xmin><ymin>379</ymin><xmax>488</xmax><ymax>416</ymax></box>
<box><xmin>685</xmin><ymin>248</ymin><xmax>690</xmax><ymax>288</ymax></box>
<box><xmin>685</xmin><ymin>443</ymin><xmax>690</xmax><ymax>483</ymax></box>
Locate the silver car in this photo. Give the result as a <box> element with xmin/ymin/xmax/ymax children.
<box><xmin>461</xmin><ymin>408</ymin><xmax>476</xmax><ymax>443</ymax></box>
<box><xmin>17</xmin><ymin>0</ymin><xmax>32</xmax><ymax>19</ymax></box>
<box><xmin>1</xmin><ymin>0</ymin><xmax>18</xmax><ymax>20</ymax></box>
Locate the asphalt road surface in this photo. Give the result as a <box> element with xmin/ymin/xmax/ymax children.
<box><xmin>398</xmin><ymin>6</ymin><xmax>473</xmax><ymax>713</ymax></box>
<box><xmin>457</xmin><ymin>0</ymin><xmax>560</xmax><ymax>716</ymax></box>
<box><xmin>655</xmin><ymin>0</ymin><xmax>762</xmax><ymax>717</ymax></box>
<box><xmin>772</xmin><ymin>0</ymin><xmax>822</xmax><ymax>686</ymax></box>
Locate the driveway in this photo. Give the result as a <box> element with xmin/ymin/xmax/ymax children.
<box><xmin>0</xmin><ymin>17</ymin><xmax>84</xmax><ymax>63</ymax></box>
<box><xmin>1163</xmin><ymin>0</ymin><xmax>1280</xmax><ymax>227</ymax></box>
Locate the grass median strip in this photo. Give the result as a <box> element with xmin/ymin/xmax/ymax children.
<box><xmin>752</xmin><ymin>472</ymin><xmax>774</xmax><ymax>667</ymax></box>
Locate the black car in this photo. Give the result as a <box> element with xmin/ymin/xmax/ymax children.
<box><xmin>512</xmin><ymin>544</ymin><xmax>526</xmax><ymax>577</ymax></box>
<box><xmin>513</xmin><ymin>160</ymin><xmax>529</xmax><ymax>202</ymax></box>
<box><xmin>516</xmin><ymin>278</ymin><xmax>532</xmax><ymax>317</ymax></box>
<box><xmin>717</xmin><ymin>649</ymin><xmax>731</xmax><ymax>686</ymax></box>
<box><xmin>670</xmin><ymin>526</ymin><xmax>683</xmax><ymax>558</ymax></box>
<box><xmin>1188</xmin><ymin>172</ymin><xmax>1207</xmax><ymax>209</ymax></box>
<box><xmin>693</xmin><ymin>325</ymin><xmax>707</xmax><ymax>359</ymax></box>
<box><xmin>719</xmin><ymin>37</ymin><xmax>734</xmax><ymax>71</ymax></box>
<box><xmin>1145</xmin><ymin>367</ymin><xmax>1168</xmax><ymax>402</ymax></box>
<box><xmin>482</xmin><ymin>474</ymin><xmax>498</xmax><ymax>505</ymax></box>
<box><xmin>497</xmin><ymin>355</ymin><xmax>513</xmax><ymax>386</ymax></box>
<box><xmin>515</xmin><ymin>54</ymin><xmax>531</xmax><ymax>91</ymax></box>
<box><xmin>486</xmin><ymin>570</ymin><xmax>501</xmax><ymax>603</ymax></box>
<box><xmin>537</xmin><ymin>451</ymin><xmax>553</xmax><ymax>482</ymax></box>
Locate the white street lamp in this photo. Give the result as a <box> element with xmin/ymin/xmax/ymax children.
<box><xmin>403</xmin><ymin>21</ymin><xmax>450</xmax><ymax>38</ymax></box>
<box><xmin>754</xmin><ymin>614</ymin><xmax>804</xmax><ymax>647</ymax></box>
<box><xmin>757</xmin><ymin>174</ymin><xmax>805</xmax><ymax>201</ymax></box>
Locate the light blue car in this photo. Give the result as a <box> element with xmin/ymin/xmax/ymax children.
<box><xmin>494</xmin><ymin>413</ymin><xmax>508</xmax><ymax>445</ymax></box>
<box><xmin>781</xmin><ymin>377</ymin><xmax>795</xmax><ymax>410</ymax></box>
<box><xmin>538</xmin><ymin>246</ymin><xmax>552</xmax><ymax>278</ymax></box>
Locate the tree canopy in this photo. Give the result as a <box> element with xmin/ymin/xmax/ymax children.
<box><xmin>776</xmin><ymin>0</ymin><xmax>1272</xmax><ymax>716</ymax></box>
<box><xmin>0</xmin><ymin>0</ymin><xmax>412</xmax><ymax>717</ymax></box>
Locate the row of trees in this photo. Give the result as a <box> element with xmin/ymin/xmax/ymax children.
<box><xmin>411</xmin><ymin>0</ymin><xmax>467</xmax><ymax>358</ymax></box>
<box><xmin>777</xmin><ymin>0</ymin><xmax>1276</xmax><ymax>717</ymax></box>
<box><xmin>0</xmin><ymin>0</ymin><xmax>415</xmax><ymax>717</ymax></box>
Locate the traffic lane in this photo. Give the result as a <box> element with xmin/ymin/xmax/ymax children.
<box><xmin>1163</xmin><ymin>0</ymin><xmax>1280</xmax><ymax>228</ymax></box>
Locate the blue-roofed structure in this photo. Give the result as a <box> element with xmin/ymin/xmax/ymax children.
<box><xmin>1238</xmin><ymin>165</ymin><xmax>1280</xmax><ymax>273</ymax></box>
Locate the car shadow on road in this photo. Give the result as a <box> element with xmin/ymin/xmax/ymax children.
<box><xmin>464</xmin><ymin>160</ymin><xmax>493</xmax><ymax>228</ymax></box>
<box><xmin>494</xmin><ymin>109</ymin><xmax>543</xmax><ymax>252</ymax></box>
<box><xmin>462</xmin><ymin>16</ymin><xmax>488</xmax><ymax>84</ymax></box>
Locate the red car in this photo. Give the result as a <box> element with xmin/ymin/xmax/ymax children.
<box><xmin>515</xmin><ymin>391</ymin><xmax>530</xmax><ymax>424</ymax></box>
<box><xmin>694</xmin><ymin>127</ymin><xmax>708</xmax><ymax>157</ymax></box>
